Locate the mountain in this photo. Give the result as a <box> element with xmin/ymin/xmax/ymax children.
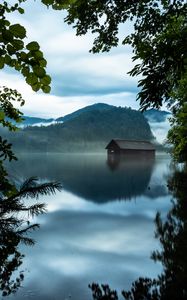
<box><xmin>7</xmin><ymin>116</ymin><xmax>55</xmax><ymax>127</ymax></box>
<box><xmin>10</xmin><ymin>104</ymin><xmax>112</xmax><ymax>126</ymax></box>
<box><xmin>143</xmin><ymin>109</ymin><xmax>171</xmax><ymax>123</ymax></box>
<box><xmin>22</xmin><ymin>116</ymin><xmax>55</xmax><ymax>126</ymax></box>
<box><xmin>56</xmin><ymin>103</ymin><xmax>113</xmax><ymax>122</ymax></box>
<box><xmin>13</xmin><ymin>105</ymin><xmax>170</xmax><ymax>127</ymax></box>
<box><xmin>5</xmin><ymin>104</ymin><xmax>155</xmax><ymax>153</ymax></box>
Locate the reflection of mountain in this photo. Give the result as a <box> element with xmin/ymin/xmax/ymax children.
<box><xmin>9</xmin><ymin>154</ymin><xmax>155</xmax><ymax>203</ymax></box>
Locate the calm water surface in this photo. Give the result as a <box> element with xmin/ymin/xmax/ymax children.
<box><xmin>7</xmin><ymin>153</ymin><xmax>172</xmax><ymax>300</ymax></box>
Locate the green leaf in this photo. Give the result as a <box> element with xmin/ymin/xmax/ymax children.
<box><xmin>42</xmin><ymin>85</ymin><xmax>51</xmax><ymax>93</ymax></box>
<box><xmin>0</xmin><ymin>111</ymin><xmax>5</xmax><ymax>121</ymax></box>
<box><xmin>18</xmin><ymin>7</ymin><xmax>25</xmax><ymax>14</ymax></box>
<box><xmin>21</xmin><ymin>66</ymin><xmax>30</xmax><ymax>77</ymax></box>
<box><xmin>33</xmin><ymin>66</ymin><xmax>46</xmax><ymax>78</ymax></box>
<box><xmin>0</xmin><ymin>57</ymin><xmax>5</xmax><ymax>69</ymax></box>
<box><xmin>42</xmin><ymin>0</ymin><xmax>54</xmax><ymax>5</ymax></box>
<box><xmin>12</xmin><ymin>39</ymin><xmax>24</xmax><ymax>50</ymax></box>
<box><xmin>39</xmin><ymin>58</ymin><xmax>47</xmax><ymax>67</ymax></box>
<box><xmin>2</xmin><ymin>29</ymin><xmax>14</xmax><ymax>41</ymax></box>
<box><xmin>26</xmin><ymin>41</ymin><xmax>40</xmax><ymax>51</ymax></box>
<box><xmin>0</xmin><ymin>19</ymin><xmax>6</xmax><ymax>27</ymax></box>
<box><xmin>33</xmin><ymin>50</ymin><xmax>43</xmax><ymax>59</ymax></box>
<box><xmin>9</xmin><ymin>58</ymin><xmax>16</xmax><ymax>67</ymax></box>
<box><xmin>4</xmin><ymin>55</ymin><xmax>11</xmax><ymax>65</ymax></box>
<box><xmin>4</xmin><ymin>20</ymin><xmax>10</xmax><ymax>26</ymax></box>
<box><xmin>20</xmin><ymin>51</ymin><xmax>28</xmax><ymax>61</ymax></box>
<box><xmin>26</xmin><ymin>73</ymin><xmax>38</xmax><ymax>86</ymax></box>
<box><xmin>7</xmin><ymin>44</ymin><xmax>16</xmax><ymax>55</ymax></box>
<box><xmin>32</xmin><ymin>83</ymin><xmax>41</xmax><ymax>92</ymax></box>
<box><xmin>9</xmin><ymin>24</ymin><xmax>26</xmax><ymax>39</ymax></box>
<box><xmin>15</xmin><ymin>61</ymin><xmax>21</xmax><ymax>71</ymax></box>
<box><xmin>41</xmin><ymin>75</ymin><xmax>51</xmax><ymax>85</ymax></box>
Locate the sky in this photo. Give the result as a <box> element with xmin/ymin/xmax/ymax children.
<box><xmin>1</xmin><ymin>1</ymin><xmax>140</xmax><ymax>118</ymax></box>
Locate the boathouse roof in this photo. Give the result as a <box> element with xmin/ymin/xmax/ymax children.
<box><xmin>105</xmin><ymin>139</ymin><xmax>155</xmax><ymax>151</ymax></box>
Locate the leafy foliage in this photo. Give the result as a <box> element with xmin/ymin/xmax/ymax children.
<box><xmin>0</xmin><ymin>86</ymin><xmax>25</xmax><ymax>196</ymax></box>
<box><xmin>0</xmin><ymin>177</ymin><xmax>62</xmax><ymax>297</ymax></box>
<box><xmin>0</xmin><ymin>1</ymin><xmax>51</xmax><ymax>93</ymax></box>
<box><xmin>167</xmin><ymin>76</ymin><xmax>187</xmax><ymax>161</ymax></box>
<box><xmin>1</xmin><ymin>177</ymin><xmax>62</xmax><ymax>217</ymax></box>
<box><xmin>0</xmin><ymin>86</ymin><xmax>25</xmax><ymax>162</ymax></box>
<box><xmin>89</xmin><ymin>284</ymin><xmax>118</xmax><ymax>300</ymax></box>
<box><xmin>0</xmin><ymin>86</ymin><xmax>24</xmax><ymax>131</ymax></box>
<box><xmin>41</xmin><ymin>0</ymin><xmax>77</xmax><ymax>10</ymax></box>
<box><xmin>64</xmin><ymin>0</ymin><xmax>187</xmax><ymax>108</ymax></box>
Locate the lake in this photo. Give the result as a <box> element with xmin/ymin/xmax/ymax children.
<box><xmin>6</xmin><ymin>152</ymin><xmax>172</xmax><ymax>300</ymax></box>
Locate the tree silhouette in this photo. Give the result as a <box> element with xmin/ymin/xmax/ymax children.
<box><xmin>0</xmin><ymin>177</ymin><xmax>62</xmax><ymax>297</ymax></box>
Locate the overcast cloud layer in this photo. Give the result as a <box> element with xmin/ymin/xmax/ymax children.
<box><xmin>1</xmin><ymin>1</ymin><xmax>140</xmax><ymax>118</ymax></box>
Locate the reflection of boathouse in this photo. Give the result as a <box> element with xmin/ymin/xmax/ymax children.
<box><xmin>106</xmin><ymin>139</ymin><xmax>155</xmax><ymax>155</ymax></box>
<box><xmin>11</xmin><ymin>153</ymin><xmax>156</xmax><ymax>203</ymax></box>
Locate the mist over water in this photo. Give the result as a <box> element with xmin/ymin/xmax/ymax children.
<box><xmin>149</xmin><ymin>118</ymin><xmax>171</xmax><ymax>143</ymax></box>
<box><xmin>6</xmin><ymin>153</ymin><xmax>172</xmax><ymax>300</ymax></box>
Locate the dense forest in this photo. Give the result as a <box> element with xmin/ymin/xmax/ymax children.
<box><xmin>7</xmin><ymin>103</ymin><xmax>170</xmax><ymax>127</ymax></box>
<box><xmin>2</xmin><ymin>104</ymin><xmax>155</xmax><ymax>153</ymax></box>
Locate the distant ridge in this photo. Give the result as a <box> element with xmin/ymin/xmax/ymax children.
<box><xmin>143</xmin><ymin>108</ymin><xmax>170</xmax><ymax>122</ymax></box>
<box><xmin>56</xmin><ymin>103</ymin><xmax>113</xmax><ymax>122</ymax></box>
<box><xmin>6</xmin><ymin>116</ymin><xmax>55</xmax><ymax>127</ymax></box>
<box><xmin>22</xmin><ymin>116</ymin><xmax>54</xmax><ymax>126</ymax></box>
<box><xmin>4</xmin><ymin>103</ymin><xmax>157</xmax><ymax>153</ymax></box>
<box><xmin>14</xmin><ymin>104</ymin><xmax>170</xmax><ymax>127</ymax></box>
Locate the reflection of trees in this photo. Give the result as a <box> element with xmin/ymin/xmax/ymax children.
<box><xmin>89</xmin><ymin>163</ymin><xmax>187</xmax><ymax>300</ymax></box>
<box><xmin>107</xmin><ymin>152</ymin><xmax>155</xmax><ymax>172</ymax></box>
<box><xmin>0</xmin><ymin>177</ymin><xmax>62</xmax><ymax>297</ymax></box>
<box><xmin>151</xmin><ymin>163</ymin><xmax>187</xmax><ymax>300</ymax></box>
<box><xmin>9</xmin><ymin>154</ymin><xmax>155</xmax><ymax>202</ymax></box>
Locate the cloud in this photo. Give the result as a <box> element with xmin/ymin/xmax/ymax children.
<box><xmin>2</xmin><ymin>0</ymin><xmax>139</xmax><ymax>117</ymax></box>
<box><xmin>0</xmin><ymin>71</ymin><xmax>139</xmax><ymax>118</ymax></box>
<box><xmin>50</xmin><ymin>49</ymin><xmax>138</xmax><ymax>96</ymax></box>
<box><xmin>17</xmin><ymin>209</ymin><xmax>162</xmax><ymax>300</ymax></box>
<box><xmin>149</xmin><ymin>118</ymin><xmax>171</xmax><ymax>143</ymax></box>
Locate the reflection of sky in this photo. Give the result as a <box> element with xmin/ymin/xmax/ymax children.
<box><xmin>8</xmin><ymin>154</ymin><xmax>172</xmax><ymax>300</ymax></box>
<box><xmin>16</xmin><ymin>210</ymin><xmax>164</xmax><ymax>300</ymax></box>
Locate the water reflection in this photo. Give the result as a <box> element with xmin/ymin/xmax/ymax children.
<box><xmin>89</xmin><ymin>163</ymin><xmax>187</xmax><ymax>300</ymax></box>
<box><xmin>9</xmin><ymin>153</ymin><xmax>156</xmax><ymax>202</ymax></box>
<box><xmin>107</xmin><ymin>152</ymin><xmax>155</xmax><ymax>171</ymax></box>
<box><xmin>152</xmin><ymin>163</ymin><xmax>187</xmax><ymax>300</ymax></box>
<box><xmin>3</xmin><ymin>153</ymin><xmax>171</xmax><ymax>300</ymax></box>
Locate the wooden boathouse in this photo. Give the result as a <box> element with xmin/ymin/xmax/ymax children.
<box><xmin>105</xmin><ymin>139</ymin><xmax>155</xmax><ymax>155</ymax></box>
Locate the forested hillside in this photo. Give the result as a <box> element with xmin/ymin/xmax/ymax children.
<box><xmin>2</xmin><ymin>104</ymin><xmax>155</xmax><ymax>153</ymax></box>
<box><xmin>56</xmin><ymin>103</ymin><xmax>113</xmax><ymax>122</ymax></box>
